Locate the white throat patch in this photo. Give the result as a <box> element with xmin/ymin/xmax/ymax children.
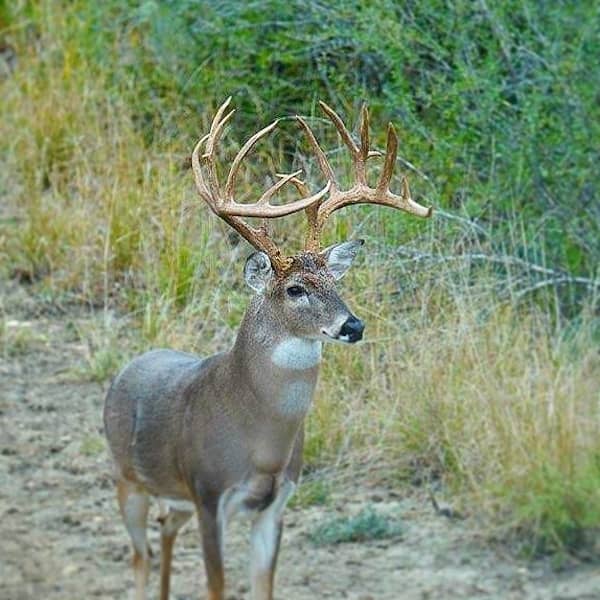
<box><xmin>271</xmin><ymin>338</ymin><xmax>322</xmax><ymax>370</ymax></box>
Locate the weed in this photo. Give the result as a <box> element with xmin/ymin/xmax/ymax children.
<box><xmin>0</xmin><ymin>321</ymin><xmax>46</xmax><ymax>358</ymax></box>
<box><xmin>80</xmin><ymin>435</ymin><xmax>105</xmax><ymax>457</ymax></box>
<box><xmin>289</xmin><ymin>479</ymin><xmax>331</xmax><ymax>509</ymax></box>
<box><xmin>309</xmin><ymin>506</ymin><xmax>403</xmax><ymax>546</ymax></box>
<box><xmin>74</xmin><ymin>318</ymin><xmax>132</xmax><ymax>383</ymax></box>
<box><xmin>82</xmin><ymin>348</ymin><xmax>123</xmax><ymax>384</ymax></box>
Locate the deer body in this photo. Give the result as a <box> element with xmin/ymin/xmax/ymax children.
<box><xmin>105</xmin><ymin>310</ymin><xmax>318</xmax><ymax>503</ymax></box>
<box><xmin>104</xmin><ymin>99</ymin><xmax>431</xmax><ymax>600</ymax></box>
<box><xmin>104</xmin><ymin>250</ymin><xmax>365</xmax><ymax>600</ymax></box>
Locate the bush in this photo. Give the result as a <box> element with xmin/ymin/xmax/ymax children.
<box><xmin>309</xmin><ymin>506</ymin><xmax>404</xmax><ymax>546</ymax></box>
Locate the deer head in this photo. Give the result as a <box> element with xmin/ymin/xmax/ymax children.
<box><xmin>243</xmin><ymin>239</ymin><xmax>366</xmax><ymax>344</ymax></box>
<box><xmin>191</xmin><ymin>98</ymin><xmax>432</xmax><ymax>344</ymax></box>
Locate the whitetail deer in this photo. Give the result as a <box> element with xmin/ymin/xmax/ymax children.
<box><xmin>103</xmin><ymin>98</ymin><xmax>431</xmax><ymax>600</ymax></box>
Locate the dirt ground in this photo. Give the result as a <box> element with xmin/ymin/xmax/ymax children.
<box><xmin>1</xmin><ymin>282</ymin><xmax>599</xmax><ymax>600</ymax></box>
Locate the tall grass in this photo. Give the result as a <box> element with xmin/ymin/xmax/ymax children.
<box><xmin>314</xmin><ymin>271</ymin><xmax>600</xmax><ymax>554</ymax></box>
<box><xmin>1</xmin><ymin>1</ymin><xmax>599</xmax><ymax>556</ymax></box>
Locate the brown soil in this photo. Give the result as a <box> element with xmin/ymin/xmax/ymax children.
<box><xmin>1</xmin><ymin>282</ymin><xmax>599</xmax><ymax>600</ymax></box>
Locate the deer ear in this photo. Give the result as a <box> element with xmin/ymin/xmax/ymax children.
<box><xmin>244</xmin><ymin>251</ymin><xmax>273</xmax><ymax>292</ymax></box>
<box><xmin>320</xmin><ymin>239</ymin><xmax>364</xmax><ymax>280</ymax></box>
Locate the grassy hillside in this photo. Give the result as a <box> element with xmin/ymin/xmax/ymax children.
<box><xmin>1</xmin><ymin>1</ymin><xmax>599</xmax><ymax>556</ymax></box>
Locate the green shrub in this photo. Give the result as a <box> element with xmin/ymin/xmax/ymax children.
<box><xmin>309</xmin><ymin>506</ymin><xmax>403</xmax><ymax>546</ymax></box>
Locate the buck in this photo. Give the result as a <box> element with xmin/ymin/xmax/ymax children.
<box><xmin>103</xmin><ymin>98</ymin><xmax>431</xmax><ymax>600</ymax></box>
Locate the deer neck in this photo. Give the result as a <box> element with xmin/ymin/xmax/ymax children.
<box><xmin>231</xmin><ymin>295</ymin><xmax>322</xmax><ymax>419</ymax></box>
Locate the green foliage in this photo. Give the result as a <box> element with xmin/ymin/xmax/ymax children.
<box><xmin>74</xmin><ymin>319</ymin><xmax>133</xmax><ymax>383</ymax></box>
<box><xmin>512</xmin><ymin>460</ymin><xmax>600</xmax><ymax>557</ymax></box>
<box><xmin>0</xmin><ymin>322</ymin><xmax>46</xmax><ymax>358</ymax></box>
<box><xmin>309</xmin><ymin>506</ymin><xmax>403</xmax><ymax>546</ymax></box>
<box><xmin>82</xmin><ymin>347</ymin><xmax>123</xmax><ymax>383</ymax></box>
<box><xmin>5</xmin><ymin>0</ymin><xmax>598</xmax><ymax>281</ymax></box>
<box><xmin>289</xmin><ymin>478</ymin><xmax>331</xmax><ymax>509</ymax></box>
<box><xmin>79</xmin><ymin>434</ymin><xmax>106</xmax><ymax>457</ymax></box>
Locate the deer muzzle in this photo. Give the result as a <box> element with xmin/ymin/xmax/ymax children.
<box><xmin>338</xmin><ymin>315</ymin><xmax>364</xmax><ymax>343</ymax></box>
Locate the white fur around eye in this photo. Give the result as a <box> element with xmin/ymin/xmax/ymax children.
<box><xmin>289</xmin><ymin>294</ymin><xmax>309</xmax><ymax>306</ymax></box>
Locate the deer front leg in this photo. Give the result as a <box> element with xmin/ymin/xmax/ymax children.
<box><xmin>250</xmin><ymin>480</ymin><xmax>295</xmax><ymax>600</ymax></box>
<box><xmin>198</xmin><ymin>499</ymin><xmax>225</xmax><ymax>600</ymax></box>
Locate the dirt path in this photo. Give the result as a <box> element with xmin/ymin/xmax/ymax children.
<box><xmin>1</xmin><ymin>283</ymin><xmax>599</xmax><ymax>600</ymax></box>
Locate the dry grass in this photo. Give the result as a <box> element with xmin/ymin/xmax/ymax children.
<box><xmin>315</xmin><ymin>285</ymin><xmax>599</xmax><ymax>553</ymax></box>
<box><xmin>1</xmin><ymin>4</ymin><xmax>599</xmax><ymax>557</ymax></box>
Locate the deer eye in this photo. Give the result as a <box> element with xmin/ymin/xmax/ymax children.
<box><xmin>286</xmin><ymin>285</ymin><xmax>305</xmax><ymax>298</ymax></box>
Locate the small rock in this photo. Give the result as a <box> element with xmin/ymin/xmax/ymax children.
<box><xmin>62</xmin><ymin>563</ymin><xmax>79</xmax><ymax>576</ymax></box>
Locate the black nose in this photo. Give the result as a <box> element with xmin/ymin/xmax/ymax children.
<box><xmin>339</xmin><ymin>315</ymin><xmax>364</xmax><ymax>343</ymax></box>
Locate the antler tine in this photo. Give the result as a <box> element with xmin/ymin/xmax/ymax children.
<box><xmin>296</xmin><ymin>115</ymin><xmax>338</xmax><ymax>192</ymax></box>
<box><xmin>258</xmin><ymin>170</ymin><xmax>303</xmax><ymax>206</ymax></box>
<box><xmin>204</xmin><ymin>110</ymin><xmax>235</xmax><ymax>157</ymax></box>
<box><xmin>318</xmin><ymin>101</ymin><xmax>359</xmax><ymax>155</ymax></box>
<box><xmin>359</xmin><ymin>103</ymin><xmax>370</xmax><ymax>163</ymax></box>
<box><xmin>205</xmin><ymin>97</ymin><xmax>235</xmax><ymax>158</ymax></box>
<box><xmin>211</xmin><ymin>96</ymin><xmax>232</xmax><ymax>128</ymax></box>
<box><xmin>319</xmin><ymin>100</ymin><xmax>368</xmax><ymax>185</ymax></box>
<box><xmin>376</xmin><ymin>123</ymin><xmax>431</xmax><ymax>216</ymax></box>
<box><xmin>224</xmin><ymin>119</ymin><xmax>279</xmax><ymax>200</ymax></box>
<box><xmin>201</xmin><ymin>99</ymin><xmax>236</xmax><ymax>212</ymax></box>
<box><xmin>276</xmin><ymin>172</ymin><xmax>309</xmax><ymax>196</ymax></box>
<box><xmin>191</xmin><ymin>133</ymin><xmax>212</xmax><ymax>202</ymax></box>
<box><xmin>376</xmin><ymin>122</ymin><xmax>398</xmax><ymax>194</ymax></box>
<box><xmin>385</xmin><ymin>174</ymin><xmax>432</xmax><ymax>217</ymax></box>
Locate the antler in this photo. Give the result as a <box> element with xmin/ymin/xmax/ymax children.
<box><xmin>192</xmin><ymin>98</ymin><xmax>432</xmax><ymax>273</ymax></box>
<box><xmin>191</xmin><ymin>97</ymin><xmax>330</xmax><ymax>272</ymax></box>
<box><xmin>296</xmin><ymin>102</ymin><xmax>432</xmax><ymax>252</ymax></box>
